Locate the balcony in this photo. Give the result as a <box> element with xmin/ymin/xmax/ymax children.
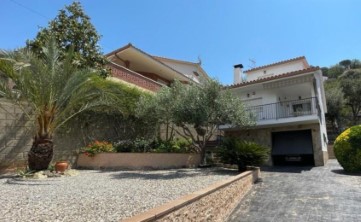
<box><xmin>245</xmin><ymin>97</ymin><xmax>319</xmax><ymax>122</ymax></box>
<box><xmin>107</xmin><ymin>62</ymin><xmax>164</xmax><ymax>92</ymax></box>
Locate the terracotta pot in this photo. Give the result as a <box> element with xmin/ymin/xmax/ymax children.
<box><xmin>55</xmin><ymin>161</ymin><xmax>69</xmax><ymax>173</ymax></box>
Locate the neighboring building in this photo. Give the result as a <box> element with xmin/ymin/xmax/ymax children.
<box><xmin>105</xmin><ymin>43</ymin><xmax>208</xmax><ymax>92</ymax></box>
<box><xmin>222</xmin><ymin>56</ymin><xmax>328</xmax><ymax>166</ymax></box>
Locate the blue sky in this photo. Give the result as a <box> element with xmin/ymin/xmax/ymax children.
<box><xmin>1</xmin><ymin>0</ymin><xmax>360</xmax><ymax>84</ymax></box>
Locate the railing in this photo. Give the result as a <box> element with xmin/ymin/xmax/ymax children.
<box><xmin>245</xmin><ymin>97</ymin><xmax>318</xmax><ymax>121</ymax></box>
<box><xmin>107</xmin><ymin>62</ymin><xmax>164</xmax><ymax>92</ymax></box>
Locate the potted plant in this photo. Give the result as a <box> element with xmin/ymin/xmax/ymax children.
<box><xmin>55</xmin><ymin>161</ymin><xmax>69</xmax><ymax>173</ymax></box>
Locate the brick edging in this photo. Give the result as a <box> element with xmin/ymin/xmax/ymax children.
<box><xmin>121</xmin><ymin>168</ymin><xmax>260</xmax><ymax>222</ymax></box>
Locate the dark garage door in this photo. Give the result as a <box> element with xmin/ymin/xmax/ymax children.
<box><xmin>272</xmin><ymin>130</ymin><xmax>315</xmax><ymax>166</ymax></box>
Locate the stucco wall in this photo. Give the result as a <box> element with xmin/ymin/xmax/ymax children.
<box><xmin>225</xmin><ymin>123</ymin><xmax>327</xmax><ymax>166</ymax></box>
<box><xmin>122</xmin><ymin>168</ymin><xmax>260</xmax><ymax>222</ymax></box>
<box><xmin>231</xmin><ymin>75</ymin><xmax>315</xmax><ymax>107</ymax></box>
<box><xmin>245</xmin><ymin>60</ymin><xmax>307</xmax><ymax>81</ymax></box>
<box><xmin>77</xmin><ymin>153</ymin><xmax>201</xmax><ymax>170</ymax></box>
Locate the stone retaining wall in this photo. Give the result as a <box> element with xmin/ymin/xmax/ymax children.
<box><xmin>0</xmin><ymin>100</ymin><xmax>125</xmax><ymax>172</ymax></box>
<box><xmin>77</xmin><ymin>153</ymin><xmax>201</xmax><ymax>170</ymax></box>
<box><xmin>0</xmin><ymin>101</ymin><xmax>33</xmax><ymax>171</ymax></box>
<box><xmin>122</xmin><ymin>168</ymin><xmax>260</xmax><ymax>222</ymax></box>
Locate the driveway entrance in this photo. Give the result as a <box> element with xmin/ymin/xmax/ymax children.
<box><xmin>227</xmin><ymin>160</ymin><xmax>361</xmax><ymax>222</ymax></box>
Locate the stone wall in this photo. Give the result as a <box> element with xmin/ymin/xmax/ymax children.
<box><xmin>0</xmin><ymin>100</ymin><xmax>127</xmax><ymax>172</ymax></box>
<box><xmin>225</xmin><ymin>123</ymin><xmax>327</xmax><ymax>166</ymax></box>
<box><xmin>122</xmin><ymin>168</ymin><xmax>260</xmax><ymax>222</ymax></box>
<box><xmin>0</xmin><ymin>101</ymin><xmax>33</xmax><ymax>171</ymax></box>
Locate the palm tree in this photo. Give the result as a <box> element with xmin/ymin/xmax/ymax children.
<box><xmin>0</xmin><ymin>40</ymin><xmax>138</xmax><ymax>171</ymax></box>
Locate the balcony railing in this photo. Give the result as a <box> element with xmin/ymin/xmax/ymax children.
<box><xmin>245</xmin><ymin>97</ymin><xmax>318</xmax><ymax>121</ymax></box>
<box><xmin>107</xmin><ymin>62</ymin><xmax>164</xmax><ymax>92</ymax></box>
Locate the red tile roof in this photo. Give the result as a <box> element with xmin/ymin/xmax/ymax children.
<box><xmin>225</xmin><ymin>66</ymin><xmax>320</xmax><ymax>89</ymax></box>
<box><xmin>244</xmin><ymin>56</ymin><xmax>308</xmax><ymax>73</ymax></box>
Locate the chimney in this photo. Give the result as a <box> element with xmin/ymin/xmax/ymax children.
<box><xmin>233</xmin><ymin>64</ymin><xmax>244</xmax><ymax>84</ymax></box>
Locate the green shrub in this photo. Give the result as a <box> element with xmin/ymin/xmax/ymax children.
<box><xmin>113</xmin><ymin>138</ymin><xmax>194</xmax><ymax>153</ymax></box>
<box><xmin>152</xmin><ymin>138</ymin><xmax>194</xmax><ymax>153</ymax></box>
<box><xmin>133</xmin><ymin>138</ymin><xmax>154</xmax><ymax>152</ymax></box>
<box><xmin>218</xmin><ymin>137</ymin><xmax>270</xmax><ymax>172</ymax></box>
<box><xmin>173</xmin><ymin>138</ymin><xmax>194</xmax><ymax>153</ymax></box>
<box><xmin>80</xmin><ymin>141</ymin><xmax>115</xmax><ymax>157</ymax></box>
<box><xmin>114</xmin><ymin>140</ymin><xmax>135</xmax><ymax>152</ymax></box>
<box><xmin>334</xmin><ymin>125</ymin><xmax>361</xmax><ymax>172</ymax></box>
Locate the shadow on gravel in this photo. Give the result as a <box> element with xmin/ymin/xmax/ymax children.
<box><xmin>0</xmin><ymin>174</ymin><xmax>16</xmax><ymax>179</ymax></box>
<box><xmin>331</xmin><ymin>169</ymin><xmax>361</xmax><ymax>176</ymax></box>
<box><xmin>5</xmin><ymin>178</ymin><xmax>61</xmax><ymax>186</ymax></box>
<box><xmin>109</xmin><ymin>168</ymin><xmax>238</xmax><ymax>180</ymax></box>
<box><xmin>261</xmin><ymin>166</ymin><xmax>313</xmax><ymax>174</ymax></box>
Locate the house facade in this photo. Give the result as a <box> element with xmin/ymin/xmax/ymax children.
<box><xmin>105</xmin><ymin>43</ymin><xmax>208</xmax><ymax>92</ymax></box>
<box><xmin>222</xmin><ymin>57</ymin><xmax>328</xmax><ymax>166</ymax></box>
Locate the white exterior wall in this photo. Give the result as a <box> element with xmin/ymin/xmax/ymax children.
<box><xmin>160</xmin><ymin>60</ymin><xmax>201</xmax><ymax>83</ymax></box>
<box><xmin>231</xmin><ymin>80</ymin><xmax>315</xmax><ymax>108</ymax></box>
<box><xmin>227</xmin><ymin>73</ymin><xmax>322</xmax><ymax>128</ymax></box>
<box><xmin>314</xmin><ymin>71</ymin><xmax>328</xmax><ymax>151</ymax></box>
<box><xmin>245</xmin><ymin>60</ymin><xmax>307</xmax><ymax>82</ymax></box>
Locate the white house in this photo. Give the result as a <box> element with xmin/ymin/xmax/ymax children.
<box><xmin>222</xmin><ymin>56</ymin><xmax>328</xmax><ymax>166</ymax></box>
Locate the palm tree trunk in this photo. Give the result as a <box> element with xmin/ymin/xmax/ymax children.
<box><xmin>28</xmin><ymin>137</ymin><xmax>54</xmax><ymax>171</ymax></box>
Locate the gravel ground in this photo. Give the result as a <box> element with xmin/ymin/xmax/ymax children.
<box><xmin>0</xmin><ymin>168</ymin><xmax>236</xmax><ymax>222</ymax></box>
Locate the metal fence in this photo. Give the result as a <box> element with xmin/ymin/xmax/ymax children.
<box><xmin>245</xmin><ymin>97</ymin><xmax>318</xmax><ymax>121</ymax></box>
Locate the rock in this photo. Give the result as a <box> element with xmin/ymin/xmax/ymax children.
<box><xmin>33</xmin><ymin>171</ymin><xmax>48</xmax><ymax>179</ymax></box>
<box><xmin>64</xmin><ymin>169</ymin><xmax>79</xmax><ymax>177</ymax></box>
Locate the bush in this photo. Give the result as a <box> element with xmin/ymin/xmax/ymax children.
<box><xmin>133</xmin><ymin>138</ymin><xmax>154</xmax><ymax>152</ymax></box>
<box><xmin>173</xmin><ymin>138</ymin><xmax>194</xmax><ymax>153</ymax></box>
<box><xmin>153</xmin><ymin>138</ymin><xmax>194</xmax><ymax>153</ymax></box>
<box><xmin>80</xmin><ymin>141</ymin><xmax>115</xmax><ymax>157</ymax></box>
<box><xmin>334</xmin><ymin>125</ymin><xmax>361</xmax><ymax>172</ymax></box>
<box><xmin>113</xmin><ymin>138</ymin><xmax>194</xmax><ymax>153</ymax></box>
<box><xmin>218</xmin><ymin>137</ymin><xmax>270</xmax><ymax>172</ymax></box>
<box><xmin>114</xmin><ymin>140</ymin><xmax>135</xmax><ymax>152</ymax></box>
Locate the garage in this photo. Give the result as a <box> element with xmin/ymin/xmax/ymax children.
<box><xmin>272</xmin><ymin>130</ymin><xmax>315</xmax><ymax>166</ymax></box>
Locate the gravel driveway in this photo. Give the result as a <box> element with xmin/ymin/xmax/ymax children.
<box><xmin>0</xmin><ymin>168</ymin><xmax>235</xmax><ymax>222</ymax></box>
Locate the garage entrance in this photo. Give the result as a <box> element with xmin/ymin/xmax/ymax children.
<box><xmin>272</xmin><ymin>130</ymin><xmax>315</xmax><ymax>166</ymax></box>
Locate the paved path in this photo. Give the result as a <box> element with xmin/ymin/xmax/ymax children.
<box><xmin>228</xmin><ymin>160</ymin><xmax>361</xmax><ymax>222</ymax></box>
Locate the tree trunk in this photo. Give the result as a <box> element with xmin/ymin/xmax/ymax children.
<box><xmin>28</xmin><ymin>138</ymin><xmax>54</xmax><ymax>171</ymax></box>
<box><xmin>237</xmin><ymin>162</ymin><xmax>247</xmax><ymax>172</ymax></box>
<box><xmin>200</xmin><ymin>143</ymin><xmax>207</xmax><ymax>165</ymax></box>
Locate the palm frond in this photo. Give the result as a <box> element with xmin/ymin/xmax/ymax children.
<box><xmin>0</xmin><ymin>39</ymin><xmax>143</xmax><ymax>139</ymax></box>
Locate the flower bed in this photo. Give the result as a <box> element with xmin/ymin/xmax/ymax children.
<box><xmin>77</xmin><ymin>153</ymin><xmax>201</xmax><ymax>170</ymax></box>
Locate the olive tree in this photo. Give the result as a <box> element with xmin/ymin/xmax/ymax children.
<box><xmin>324</xmin><ymin>80</ymin><xmax>345</xmax><ymax>131</ymax></box>
<box><xmin>137</xmin><ymin>79</ymin><xmax>254</xmax><ymax>164</ymax></box>
<box><xmin>339</xmin><ymin>69</ymin><xmax>361</xmax><ymax>124</ymax></box>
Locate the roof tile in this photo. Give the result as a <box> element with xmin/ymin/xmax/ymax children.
<box><xmin>225</xmin><ymin>66</ymin><xmax>320</xmax><ymax>89</ymax></box>
<box><xmin>244</xmin><ymin>56</ymin><xmax>307</xmax><ymax>73</ymax></box>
